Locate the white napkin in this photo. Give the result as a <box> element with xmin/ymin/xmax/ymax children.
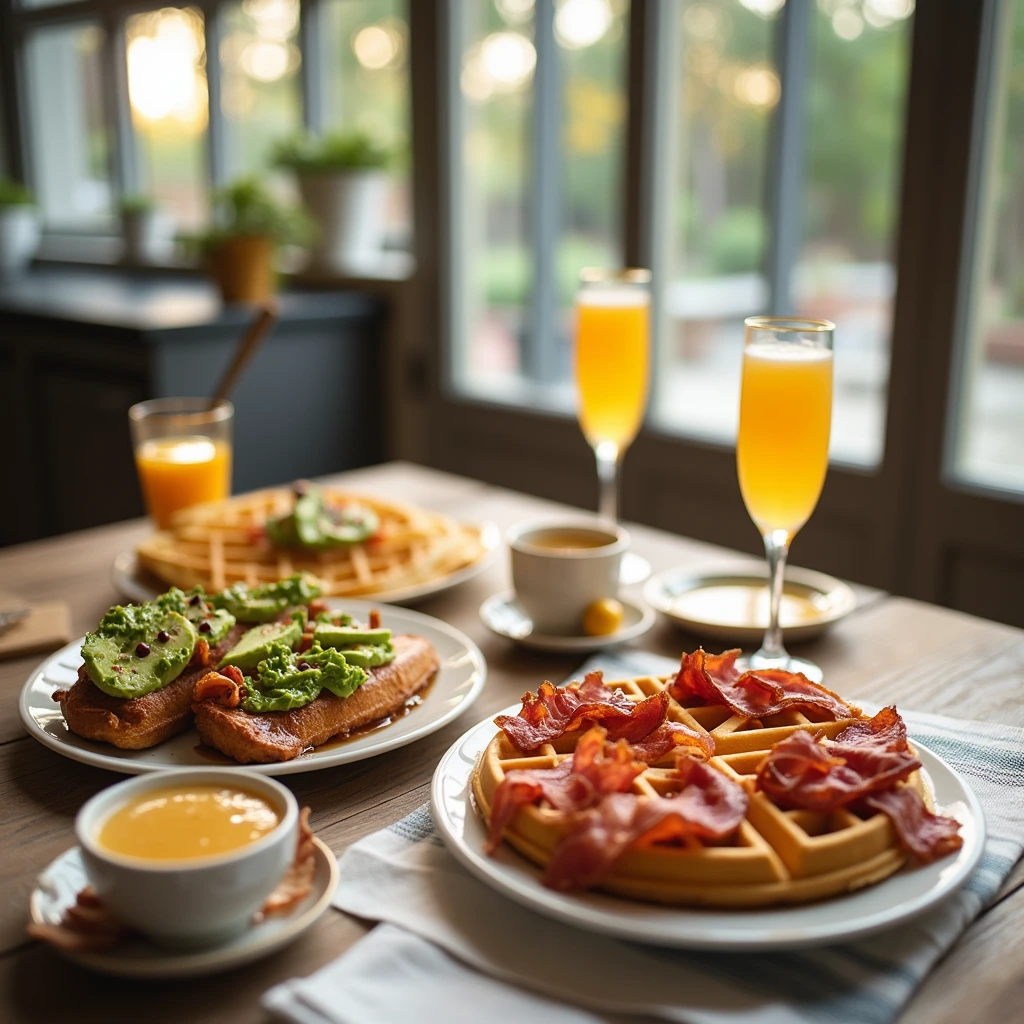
<box><xmin>264</xmin><ymin>653</ymin><xmax>1024</xmax><ymax>1024</ymax></box>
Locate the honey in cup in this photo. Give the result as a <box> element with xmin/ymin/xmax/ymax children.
<box><xmin>510</xmin><ymin>521</ymin><xmax>629</xmax><ymax>636</ymax></box>
<box><xmin>97</xmin><ymin>783</ymin><xmax>280</xmax><ymax>861</ymax></box>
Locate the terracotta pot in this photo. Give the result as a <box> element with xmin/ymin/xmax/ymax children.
<box><xmin>207</xmin><ymin>235</ymin><xmax>275</xmax><ymax>304</ymax></box>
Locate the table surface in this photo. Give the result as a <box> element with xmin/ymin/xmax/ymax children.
<box><xmin>1</xmin><ymin>462</ymin><xmax>1022</xmax><ymax>1023</ymax></box>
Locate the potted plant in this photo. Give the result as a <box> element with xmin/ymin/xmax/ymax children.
<box><xmin>184</xmin><ymin>178</ymin><xmax>312</xmax><ymax>304</ymax></box>
<box><xmin>119</xmin><ymin>194</ymin><xmax>173</xmax><ymax>264</ymax></box>
<box><xmin>0</xmin><ymin>179</ymin><xmax>41</xmax><ymax>277</ymax></box>
<box><xmin>273</xmin><ymin>131</ymin><xmax>398</xmax><ymax>272</ymax></box>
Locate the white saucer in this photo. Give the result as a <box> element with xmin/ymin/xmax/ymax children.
<box><xmin>479</xmin><ymin>592</ymin><xmax>655</xmax><ymax>653</ymax></box>
<box><xmin>619</xmin><ymin>552</ymin><xmax>651</xmax><ymax>587</ymax></box>
<box><xmin>431</xmin><ymin>711</ymin><xmax>985</xmax><ymax>951</ymax></box>
<box><xmin>29</xmin><ymin>839</ymin><xmax>338</xmax><ymax>978</ymax></box>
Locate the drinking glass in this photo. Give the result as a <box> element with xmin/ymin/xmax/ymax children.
<box><xmin>574</xmin><ymin>268</ymin><xmax>651</xmax><ymax>522</ymax></box>
<box><xmin>129</xmin><ymin>398</ymin><xmax>234</xmax><ymax>529</ymax></box>
<box><xmin>735</xmin><ymin>316</ymin><xmax>834</xmax><ymax>680</ymax></box>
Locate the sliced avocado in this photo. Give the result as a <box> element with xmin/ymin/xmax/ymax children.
<box><xmin>213</xmin><ymin>574</ymin><xmax>323</xmax><ymax>623</ymax></box>
<box><xmin>333</xmin><ymin>642</ymin><xmax>395</xmax><ymax>669</ymax></box>
<box><xmin>83</xmin><ymin>611</ymin><xmax>197</xmax><ymax>699</ymax></box>
<box><xmin>314</xmin><ymin>623</ymin><xmax>392</xmax><ymax>648</ymax></box>
<box><xmin>219</xmin><ymin>619</ymin><xmax>302</xmax><ymax>670</ymax></box>
<box><xmin>194</xmin><ymin>608</ymin><xmax>236</xmax><ymax>646</ymax></box>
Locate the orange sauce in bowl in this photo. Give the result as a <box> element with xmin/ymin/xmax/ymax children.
<box><xmin>97</xmin><ymin>784</ymin><xmax>279</xmax><ymax>861</ymax></box>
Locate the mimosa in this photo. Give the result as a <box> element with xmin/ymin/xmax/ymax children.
<box><xmin>135</xmin><ymin>436</ymin><xmax>232</xmax><ymax>529</ymax></box>
<box><xmin>575</xmin><ymin>288</ymin><xmax>650</xmax><ymax>450</ymax></box>
<box><xmin>737</xmin><ymin>342</ymin><xmax>833</xmax><ymax>536</ymax></box>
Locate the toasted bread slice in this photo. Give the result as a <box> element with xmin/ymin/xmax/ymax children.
<box><xmin>53</xmin><ymin>624</ymin><xmax>247</xmax><ymax>750</ymax></box>
<box><xmin>193</xmin><ymin>633</ymin><xmax>440</xmax><ymax>763</ymax></box>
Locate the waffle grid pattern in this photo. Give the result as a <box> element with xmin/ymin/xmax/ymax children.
<box><xmin>475</xmin><ymin>672</ymin><xmax>922</xmax><ymax>907</ymax></box>
<box><xmin>136</xmin><ymin>488</ymin><xmax>487</xmax><ymax>597</ymax></box>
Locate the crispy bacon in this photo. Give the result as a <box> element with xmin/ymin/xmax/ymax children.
<box><xmin>834</xmin><ymin>704</ymin><xmax>907</xmax><ymax>750</ymax></box>
<box><xmin>756</xmin><ymin>728</ymin><xmax>920</xmax><ymax>811</ymax></box>
<box><xmin>369</xmin><ymin>609</ymin><xmax>382</xmax><ymax>630</ymax></box>
<box><xmin>864</xmin><ymin>787</ymin><xmax>964</xmax><ymax>863</ymax></box>
<box><xmin>542</xmin><ymin>758</ymin><xmax>748</xmax><ymax>891</ymax></box>
<box><xmin>190</xmin><ymin>637</ymin><xmax>211</xmax><ymax>668</ymax></box>
<box><xmin>627</xmin><ymin>720</ymin><xmax>716</xmax><ymax>764</ymax></box>
<box><xmin>192</xmin><ymin>665</ymin><xmax>245</xmax><ymax>709</ymax></box>
<box><xmin>670</xmin><ymin>648</ymin><xmax>855</xmax><ymax>722</ymax></box>
<box><xmin>484</xmin><ymin>727</ymin><xmax>645</xmax><ymax>854</ymax></box>
<box><xmin>495</xmin><ymin>672</ymin><xmax>676</xmax><ymax>753</ymax></box>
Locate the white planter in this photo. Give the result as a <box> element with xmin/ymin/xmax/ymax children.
<box><xmin>298</xmin><ymin>170</ymin><xmax>389</xmax><ymax>272</ymax></box>
<box><xmin>122</xmin><ymin>209</ymin><xmax>174</xmax><ymax>264</ymax></box>
<box><xmin>0</xmin><ymin>205</ymin><xmax>41</xmax><ymax>276</ymax></box>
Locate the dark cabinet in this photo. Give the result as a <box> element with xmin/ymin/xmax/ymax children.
<box><xmin>0</xmin><ymin>269</ymin><xmax>385</xmax><ymax>545</ymax></box>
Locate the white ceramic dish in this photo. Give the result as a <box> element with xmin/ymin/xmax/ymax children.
<box><xmin>430</xmin><ymin>708</ymin><xmax>986</xmax><ymax>951</ymax></box>
<box><xmin>111</xmin><ymin>520</ymin><xmax>501</xmax><ymax>607</ymax></box>
<box><xmin>19</xmin><ymin>599</ymin><xmax>486</xmax><ymax>776</ymax></box>
<box><xmin>76</xmin><ymin>769</ymin><xmax>298</xmax><ymax>946</ymax></box>
<box><xmin>479</xmin><ymin>591</ymin><xmax>655</xmax><ymax>653</ymax></box>
<box><xmin>30</xmin><ymin>839</ymin><xmax>338</xmax><ymax>978</ymax></box>
<box><xmin>644</xmin><ymin>563</ymin><xmax>857</xmax><ymax>645</ymax></box>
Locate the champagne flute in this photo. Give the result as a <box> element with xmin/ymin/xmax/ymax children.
<box><xmin>735</xmin><ymin>316</ymin><xmax>834</xmax><ymax>681</ymax></box>
<box><xmin>574</xmin><ymin>268</ymin><xmax>651</xmax><ymax>522</ymax></box>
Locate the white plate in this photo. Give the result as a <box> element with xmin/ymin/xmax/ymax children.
<box><xmin>30</xmin><ymin>839</ymin><xmax>338</xmax><ymax>978</ymax></box>
<box><xmin>479</xmin><ymin>592</ymin><xmax>655</xmax><ymax>653</ymax></box>
<box><xmin>19</xmin><ymin>599</ymin><xmax>486</xmax><ymax>776</ymax></box>
<box><xmin>112</xmin><ymin>521</ymin><xmax>502</xmax><ymax>607</ymax></box>
<box><xmin>644</xmin><ymin>563</ymin><xmax>857</xmax><ymax>645</ymax></box>
<box><xmin>430</xmin><ymin>710</ymin><xmax>986</xmax><ymax>951</ymax></box>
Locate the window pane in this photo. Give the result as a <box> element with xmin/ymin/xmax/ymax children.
<box><xmin>454</xmin><ymin>0</ymin><xmax>628</xmax><ymax>399</ymax></box>
<box><xmin>220</xmin><ymin>0</ymin><xmax>303</xmax><ymax>178</ymax></box>
<box><xmin>322</xmin><ymin>0</ymin><xmax>412</xmax><ymax>249</ymax></box>
<box><xmin>25</xmin><ymin>23</ymin><xmax>112</xmax><ymax>228</ymax></box>
<box><xmin>654</xmin><ymin>0</ymin><xmax>776</xmax><ymax>443</ymax></box>
<box><xmin>953</xmin><ymin>0</ymin><xmax>1024</xmax><ymax>492</ymax></box>
<box><xmin>126</xmin><ymin>7</ymin><xmax>209</xmax><ymax>229</ymax></box>
<box><xmin>797</xmin><ymin>1</ymin><xmax>912</xmax><ymax>466</ymax></box>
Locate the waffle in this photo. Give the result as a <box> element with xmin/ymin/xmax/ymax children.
<box><xmin>136</xmin><ymin>487</ymin><xmax>488</xmax><ymax>598</ymax></box>
<box><xmin>473</xmin><ymin>671</ymin><xmax>927</xmax><ymax>907</ymax></box>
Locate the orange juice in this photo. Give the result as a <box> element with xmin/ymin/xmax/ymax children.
<box><xmin>135</xmin><ymin>436</ymin><xmax>232</xmax><ymax>528</ymax></box>
<box><xmin>737</xmin><ymin>342</ymin><xmax>832</xmax><ymax>536</ymax></box>
<box><xmin>575</xmin><ymin>289</ymin><xmax>650</xmax><ymax>450</ymax></box>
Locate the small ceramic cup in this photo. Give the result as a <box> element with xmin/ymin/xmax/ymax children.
<box><xmin>509</xmin><ymin>519</ymin><xmax>629</xmax><ymax>636</ymax></box>
<box><xmin>76</xmin><ymin>768</ymin><xmax>298</xmax><ymax>949</ymax></box>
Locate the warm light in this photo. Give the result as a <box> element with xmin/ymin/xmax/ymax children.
<box><xmin>738</xmin><ymin>0</ymin><xmax>785</xmax><ymax>15</ymax></box>
<box><xmin>242</xmin><ymin>39</ymin><xmax>289</xmax><ymax>81</ymax></box>
<box><xmin>555</xmin><ymin>0</ymin><xmax>613</xmax><ymax>50</ymax></box>
<box><xmin>832</xmin><ymin>7</ymin><xmax>864</xmax><ymax>39</ymax></box>
<box><xmin>481</xmin><ymin>32</ymin><xmax>536</xmax><ymax>89</ymax></box>
<box><xmin>353</xmin><ymin>25</ymin><xmax>397</xmax><ymax>69</ymax></box>
<box><xmin>496</xmin><ymin>0</ymin><xmax>534</xmax><ymax>24</ymax></box>
<box><xmin>127</xmin><ymin>10</ymin><xmax>207</xmax><ymax>129</ymax></box>
<box><xmin>243</xmin><ymin>0</ymin><xmax>298</xmax><ymax>42</ymax></box>
<box><xmin>683</xmin><ymin>4</ymin><xmax>721</xmax><ymax>40</ymax></box>
<box><xmin>864</xmin><ymin>0</ymin><xmax>915</xmax><ymax>28</ymax></box>
<box><xmin>734</xmin><ymin>65</ymin><xmax>781</xmax><ymax>108</ymax></box>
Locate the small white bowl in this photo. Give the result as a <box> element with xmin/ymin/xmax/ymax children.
<box><xmin>76</xmin><ymin>769</ymin><xmax>298</xmax><ymax>949</ymax></box>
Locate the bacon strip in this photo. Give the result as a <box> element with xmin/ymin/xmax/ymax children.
<box><xmin>756</xmin><ymin>707</ymin><xmax>963</xmax><ymax>862</ymax></box>
<box><xmin>864</xmin><ymin>788</ymin><xmax>964</xmax><ymax>863</ymax></box>
<box><xmin>495</xmin><ymin>671</ymin><xmax>647</xmax><ymax>753</ymax></box>
<box><xmin>627</xmin><ymin>720</ymin><xmax>715</xmax><ymax>764</ymax></box>
<box><xmin>542</xmin><ymin>758</ymin><xmax>748</xmax><ymax>891</ymax></box>
<box><xmin>192</xmin><ymin>665</ymin><xmax>245</xmax><ymax>709</ymax></box>
<box><xmin>671</xmin><ymin>648</ymin><xmax>855</xmax><ymax>722</ymax></box>
<box><xmin>484</xmin><ymin>727</ymin><xmax>645</xmax><ymax>854</ymax></box>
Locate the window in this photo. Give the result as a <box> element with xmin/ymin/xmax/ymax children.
<box><xmin>24</xmin><ymin>23</ymin><xmax>111</xmax><ymax>228</ymax></box>
<box><xmin>653</xmin><ymin>0</ymin><xmax>912</xmax><ymax>466</ymax></box>
<box><xmin>126</xmin><ymin>7</ymin><xmax>209</xmax><ymax>228</ymax></box>
<box><xmin>952</xmin><ymin>0</ymin><xmax>1024</xmax><ymax>493</ymax></box>
<box><xmin>453</xmin><ymin>0</ymin><xmax>629</xmax><ymax>402</ymax></box>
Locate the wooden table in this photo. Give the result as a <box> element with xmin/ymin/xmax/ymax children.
<box><xmin>2</xmin><ymin>462</ymin><xmax>1022</xmax><ymax>1023</ymax></box>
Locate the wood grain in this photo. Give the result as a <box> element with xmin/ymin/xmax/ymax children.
<box><xmin>0</xmin><ymin>461</ymin><xmax>1020</xmax><ymax>1023</ymax></box>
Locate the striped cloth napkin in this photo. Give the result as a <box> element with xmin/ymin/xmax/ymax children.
<box><xmin>264</xmin><ymin>652</ymin><xmax>1024</xmax><ymax>1024</ymax></box>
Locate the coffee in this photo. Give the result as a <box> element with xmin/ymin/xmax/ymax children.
<box><xmin>521</xmin><ymin>528</ymin><xmax>616</xmax><ymax>553</ymax></box>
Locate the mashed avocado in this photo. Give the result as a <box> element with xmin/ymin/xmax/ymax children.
<box><xmin>213</xmin><ymin>574</ymin><xmax>323</xmax><ymax>623</ymax></box>
<box><xmin>264</xmin><ymin>486</ymin><xmax>379</xmax><ymax>550</ymax></box>
<box><xmin>240</xmin><ymin>641</ymin><xmax>367</xmax><ymax>713</ymax></box>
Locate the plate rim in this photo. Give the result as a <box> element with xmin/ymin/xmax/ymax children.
<box><xmin>113</xmin><ymin>520</ymin><xmax>501</xmax><ymax>608</ymax></box>
<box><xmin>479</xmin><ymin>591</ymin><xmax>655</xmax><ymax>652</ymax></box>
<box><xmin>18</xmin><ymin>598</ymin><xmax>487</xmax><ymax>777</ymax></box>
<box><xmin>429</xmin><ymin>710</ymin><xmax>986</xmax><ymax>951</ymax></box>
<box><xmin>29</xmin><ymin>838</ymin><xmax>338</xmax><ymax>979</ymax></box>
<box><xmin>643</xmin><ymin>562</ymin><xmax>857</xmax><ymax>640</ymax></box>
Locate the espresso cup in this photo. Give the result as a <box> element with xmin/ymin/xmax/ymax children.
<box><xmin>509</xmin><ymin>519</ymin><xmax>629</xmax><ymax>636</ymax></box>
